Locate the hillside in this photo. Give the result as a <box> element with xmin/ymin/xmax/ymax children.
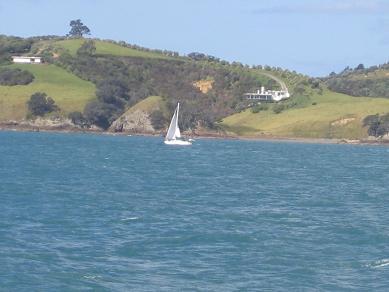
<box><xmin>0</xmin><ymin>63</ymin><xmax>95</xmax><ymax>121</ymax></box>
<box><xmin>221</xmin><ymin>89</ymin><xmax>389</xmax><ymax>139</ymax></box>
<box><xmin>1</xmin><ymin>35</ymin><xmax>389</xmax><ymax>140</ymax></box>
<box><xmin>53</xmin><ymin>39</ymin><xmax>175</xmax><ymax>60</ymax></box>
<box><xmin>110</xmin><ymin>95</ymin><xmax>167</xmax><ymax>133</ymax></box>
<box><xmin>325</xmin><ymin>64</ymin><xmax>389</xmax><ymax>98</ymax></box>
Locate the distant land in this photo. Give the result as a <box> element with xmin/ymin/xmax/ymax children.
<box><xmin>1</xmin><ymin>34</ymin><xmax>389</xmax><ymax>142</ymax></box>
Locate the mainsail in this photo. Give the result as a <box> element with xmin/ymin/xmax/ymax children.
<box><xmin>165</xmin><ymin>103</ymin><xmax>180</xmax><ymax>141</ymax></box>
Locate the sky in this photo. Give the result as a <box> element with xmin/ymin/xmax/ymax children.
<box><xmin>0</xmin><ymin>0</ymin><xmax>388</xmax><ymax>76</ymax></box>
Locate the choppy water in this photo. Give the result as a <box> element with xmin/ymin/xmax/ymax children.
<box><xmin>1</xmin><ymin>131</ymin><xmax>389</xmax><ymax>291</ymax></box>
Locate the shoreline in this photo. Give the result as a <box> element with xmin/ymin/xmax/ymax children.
<box><xmin>1</xmin><ymin>123</ymin><xmax>388</xmax><ymax>146</ymax></box>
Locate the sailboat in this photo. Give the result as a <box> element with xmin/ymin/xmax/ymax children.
<box><xmin>164</xmin><ymin>103</ymin><xmax>192</xmax><ymax>145</ymax></box>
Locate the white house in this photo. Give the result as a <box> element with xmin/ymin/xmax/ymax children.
<box><xmin>244</xmin><ymin>86</ymin><xmax>290</xmax><ymax>102</ymax></box>
<box><xmin>12</xmin><ymin>56</ymin><xmax>42</xmax><ymax>64</ymax></box>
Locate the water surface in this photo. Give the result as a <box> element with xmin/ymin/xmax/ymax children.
<box><xmin>1</xmin><ymin>131</ymin><xmax>389</xmax><ymax>291</ymax></box>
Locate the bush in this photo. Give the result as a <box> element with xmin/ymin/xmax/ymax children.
<box><xmin>363</xmin><ymin>113</ymin><xmax>389</xmax><ymax>137</ymax></box>
<box><xmin>68</xmin><ymin>111</ymin><xmax>89</xmax><ymax>127</ymax></box>
<box><xmin>0</xmin><ymin>36</ymin><xmax>33</xmax><ymax>54</ymax></box>
<box><xmin>27</xmin><ymin>92</ymin><xmax>58</xmax><ymax>116</ymax></box>
<box><xmin>251</xmin><ymin>103</ymin><xmax>268</xmax><ymax>113</ymax></box>
<box><xmin>77</xmin><ymin>40</ymin><xmax>96</xmax><ymax>56</ymax></box>
<box><xmin>0</xmin><ymin>68</ymin><xmax>34</xmax><ymax>85</ymax></box>
<box><xmin>84</xmin><ymin>101</ymin><xmax>120</xmax><ymax>129</ymax></box>
<box><xmin>150</xmin><ymin>110</ymin><xmax>167</xmax><ymax>130</ymax></box>
<box><xmin>273</xmin><ymin>103</ymin><xmax>285</xmax><ymax>114</ymax></box>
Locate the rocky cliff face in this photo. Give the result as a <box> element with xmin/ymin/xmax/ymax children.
<box><xmin>109</xmin><ymin>109</ymin><xmax>155</xmax><ymax>133</ymax></box>
<box><xmin>0</xmin><ymin>117</ymin><xmax>100</xmax><ymax>132</ymax></box>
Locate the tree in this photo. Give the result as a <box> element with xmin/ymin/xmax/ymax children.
<box><xmin>150</xmin><ymin>110</ymin><xmax>166</xmax><ymax>130</ymax></box>
<box><xmin>0</xmin><ymin>68</ymin><xmax>34</xmax><ymax>86</ymax></box>
<box><xmin>355</xmin><ymin>63</ymin><xmax>365</xmax><ymax>70</ymax></box>
<box><xmin>68</xmin><ymin>111</ymin><xmax>89</xmax><ymax>127</ymax></box>
<box><xmin>27</xmin><ymin>92</ymin><xmax>58</xmax><ymax>116</ymax></box>
<box><xmin>84</xmin><ymin>101</ymin><xmax>119</xmax><ymax>129</ymax></box>
<box><xmin>77</xmin><ymin>40</ymin><xmax>96</xmax><ymax>56</ymax></box>
<box><xmin>68</xmin><ymin>19</ymin><xmax>90</xmax><ymax>38</ymax></box>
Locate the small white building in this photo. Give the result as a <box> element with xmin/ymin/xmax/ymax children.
<box><xmin>12</xmin><ymin>56</ymin><xmax>42</xmax><ymax>64</ymax></box>
<box><xmin>244</xmin><ymin>86</ymin><xmax>290</xmax><ymax>102</ymax></box>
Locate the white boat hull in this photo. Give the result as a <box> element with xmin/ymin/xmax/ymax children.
<box><xmin>164</xmin><ymin>139</ymin><xmax>192</xmax><ymax>146</ymax></box>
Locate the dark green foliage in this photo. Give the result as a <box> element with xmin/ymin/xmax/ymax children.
<box><xmin>96</xmin><ymin>78</ymin><xmax>128</xmax><ymax>107</ymax></box>
<box><xmin>187</xmin><ymin>52</ymin><xmax>220</xmax><ymax>62</ymax></box>
<box><xmin>55</xmin><ymin>52</ymin><xmax>263</xmax><ymax>130</ymax></box>
<box><xmin>251</xmin><ymin>103</ymin><xmax>268</xmax><ymax>113</ymax></box>
<box><xmin>77</xmin><ymin>40</ymin><xmax>96</xmax><ymax>56</ymax></box>
<box><xmin>68</xmin><ymin>111</ymin><xmax>89</xmax><ymax>127</ymax></box>
<box><xmin>266</xmin><ymin>79</ymin><xmax>277</xmax><ymax>89</ymax></box>
<box><xmin>27</xmin><ymin>92</ymin><xmax>58</xmax><ymax>116</ymax></box>
<box><xmin>84</xmin><ymin>101</ymin><xmax>120</xmax><ymax>129</ymax></box>
<box><xmin>0</xmin><ymin>35</ymin><xmax>33</xmax><ymax>54</ymax></box>
<box><xmin>0</xmin><ymin>68</ymin><xmax>34</xmax><ymax>85</ymax></box>
<box><xmin>68</xmin><ymin>19</ymin><xmax>90</xmax><ymax>37</ymax></box>
<box><xmin>0</xmin><ymin>35</ymin><xmax>34</xmax><ymax>64</ymax></box>
<box><xmin>150</xmin><ymin>110</ymin><xmax>167</xmax><ymax>130</ymax></box>
<box><xmin>327</xmin><ymin>78</ymin><xmax>389</xmax><ymax>97</ymax></box>
<box><xmin>325</xmin><ymin>62</ymin><xmax>389</xmax><ymax>97</ymax></box>
<box><xmin>294</xmin><ymin>83</ymin><xmax>306</xmax><ymax>95</ymax></box>
<box><xmin>273</xmin><ymin>103</ymin><xmax>285</xmax><ymax>114</ymax></box>
<box><xmin>363</xmin><ymin>114</ymin><xmax>389</xmax><ymax>137</ymax></box>
<box><xmin>355</xmin><ymin>63</ymin><xmax>364</xmax><ymax>70</ymax></box>
<box><xmin>308</xmin><ymin>78</ymin><xmax>321</xmax><ymax>89</ymax></box>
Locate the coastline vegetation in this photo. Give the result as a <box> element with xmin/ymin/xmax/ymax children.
<box><xmin>2</xmin><ymin>28</ymin><xmax>389</xmax><ymax>139</ymax></box>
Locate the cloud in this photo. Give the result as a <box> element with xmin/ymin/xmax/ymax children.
<box><xmin>253</xmin><ymin>0</ymin><xmax>389</xmax><ymax>15</ymax></box>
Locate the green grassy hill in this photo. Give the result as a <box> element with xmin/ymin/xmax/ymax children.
<box><xmin>3</xmin><ymin>35</ymin><xmax>389</xmax><ymax>139</ymax></box>
<box><xmin>53</xmin><ymin>39</ymin><xmax>174</xmax><ymax>60</ymax></box>
<box><xmin>126</xmin><ymin>95</ymin><xmax>166</xmax><ymax>113</ymax></box>
<box><xmin>221</xmin><ymin>88</ymin><xmax>389</xmax><ymax>139</ymax></box>
<box><xmin>0</xmin><ymin>63</ymin><xmax>95</xmax><ymax>121</ymax></box>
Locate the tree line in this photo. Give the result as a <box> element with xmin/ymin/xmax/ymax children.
<box><xmin>53</xmin><ymin>40</ymin><xmax>264</xmax><ymax>130</ymax></box>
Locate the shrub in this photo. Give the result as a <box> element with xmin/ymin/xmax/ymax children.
<box><xmin>251</xmin><ymin>103</ymin><xmax>268</xmax><ymax>113</ymax></box>
<box><xmin>27</xmin><ymin>92</ymin><xmax>58</xmax><ymax>116</ymax></box>
<box><xmin>84</xmin><ymin>101</ymin><xmax>119</xmax><ymax>129</ymax></box>
<box><xmin>68</xmin><ymin>111</ymin><xmax>89</xmax><ymax>127</ymax></box>
<box><xmin>273</xmin><ymin>103</ymin><xmax>285</xmax><ymax>114</ymax></box>
<box><xmin>77</xmin><ymin>40</ymin><xmax>96</xmax><ymax>56</ymax></box>
<box><xmin>363</xmin><ymin>113</ymin><xmax>389</xmax><ymax>137</ymax></box>
<box><xmin>0</xmin><ymin>68</ymin><xmax>34</xmax><ymax>85</ymax></box>
<box><xmin>150</xmin><ymin>110</ymin><xmax>167</xmax><ymax>130</ymax></box>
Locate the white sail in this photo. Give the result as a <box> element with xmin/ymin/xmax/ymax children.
<box><xmin>174</xmin><ymin>103</ymin><xmax>181</xmax><ymax>138</ymax></box>
<box><xmin>164</xmin><ymin>102</ymin><xmax>191</xmax><ymax>145</ymax></box>
<box><xmin>165</xmin><ymin>103</ymin><xmax>179</xmax><ymax>141</ymax></box>
<box><xmin>175</xmin><ymin>127</ymin><xmax>181</xmax><ymax>138</ymax></box>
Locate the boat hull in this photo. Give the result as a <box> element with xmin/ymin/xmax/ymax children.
<box><xmin>164</xmin><ymin>139</ymin><xmax>192</xmax><ymax>146</ymax></box>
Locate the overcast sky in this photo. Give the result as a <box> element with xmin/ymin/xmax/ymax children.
<box><xmin>1</xmin><ymin>0</ymin><xmax>388</xmax><ymax>76</ymax></box>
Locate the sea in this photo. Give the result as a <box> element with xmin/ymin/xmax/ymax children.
<box><xmin>1</xmin><ymin>131</ymin><xmax>389</xmax><ymax>291</ymax></box>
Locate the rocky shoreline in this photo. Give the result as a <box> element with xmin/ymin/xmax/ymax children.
<box><xmin>2</xmin><ymin>119</ymin><xmax>389</xmax><ymax>146</ymax></box>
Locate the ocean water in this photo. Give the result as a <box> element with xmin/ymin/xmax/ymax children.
<box><xmin>1</xmin><ymin>131</ymin><xmax>389</xmax><ymax>291</ymax></box>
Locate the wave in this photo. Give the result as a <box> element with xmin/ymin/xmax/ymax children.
<box><xmin>121</xmin><ymin>217</ymin><xmax>139</xmax><ymax>221</ymax></box>
<box><xmin>366</xmin><ymin>258</ymin><xmax>389</xmax><ymax>268</ymax></box>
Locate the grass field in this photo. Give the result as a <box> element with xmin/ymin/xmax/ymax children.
<box><xmin>221</xmin><ymin>89</ymin><xmax>389</xmax><ymax>139</ymax></box>
<box><xmin>0</xmin><ymin>64</ymin><xmax>95</xmax><ymax>121</ymax></box>
<box><xmin>54</xmin><ymin>39</ymin><xmax>174</xmax><ymax>60</ymax></box>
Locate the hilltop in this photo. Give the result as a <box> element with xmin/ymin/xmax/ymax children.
<box><xmin>1</xmin><ymin>35</ymin><xmax>389</xmax><ymax>140</ymax></box>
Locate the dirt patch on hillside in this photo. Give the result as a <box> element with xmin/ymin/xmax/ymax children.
<box><xmin>193</xmin><ymin>79</ymin><xmax>214</xmax><ymax>94</ymax></box>
<box><xmin>331</xmin><ymin>117</ymin><xmax>355</xmax><ymax>126</ymax></box>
